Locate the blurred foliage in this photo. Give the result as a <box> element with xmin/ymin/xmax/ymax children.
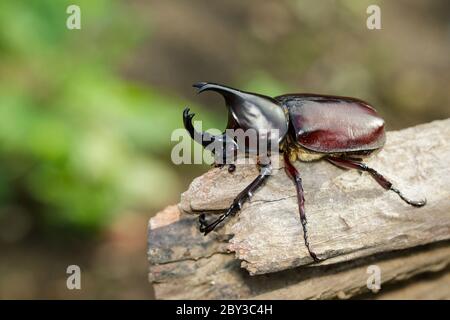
<box><xmin>0</xmin><ymin>0</ymin><xmax>448</xmax><ymax>239</ymax></box>
<box><xmin>0</xmin><ymin>0</ymin><xmax>220</xmax><ymax>235</ymax></box>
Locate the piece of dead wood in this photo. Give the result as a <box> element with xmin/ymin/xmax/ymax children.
<box><xmin>374</xmin><ymin>269</ymin><xmax>450</xmax><ymax>300</ymax></box>
<box><xmin>148</xmin><ymin>205</ymin><xmax>450</xmax><ymax>299</ymax></box>
<box><xmin>148</xmin><ymin>119</ymin><xmax>450</xmax><ymax>299</ymax></box>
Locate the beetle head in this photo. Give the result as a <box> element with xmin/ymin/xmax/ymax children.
<box><xmin>193</xmin><ymin>82</ymin><xmax>289</xmax><ymax>155</ymax></box>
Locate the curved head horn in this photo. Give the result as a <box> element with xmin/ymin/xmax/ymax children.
<box><xmin>193</xmin><ymin>82</ymin><xmax>289</xmax><ymax>144</ymax></box>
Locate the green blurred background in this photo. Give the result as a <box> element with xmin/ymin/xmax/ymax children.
<box><xmin>0</xmin><ymin>0</ymin><xmax>448</xmax><ymax>299</ymax></box>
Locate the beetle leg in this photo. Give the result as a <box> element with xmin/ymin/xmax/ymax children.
<box><xmin>283</xmin><ymin>153</ymin><xmax>321</xmax><ymax>263</ymax></box>
<box><xmin>183</xmin><ymin>107</ymin><xmax>216</xmax><ymax>148</ymax></box>
<box><xmin>184</xmin><ymin>108</ymin><xmax>238</xmax><ymax>171</ymax></box>
<box><xmin>327</xmin><ymin>156</ymin><xmax>426</xmax><ymax>207</ymax></box>
<box><xmin>199</xmin><ymin>162</ymin><xmax>272</xmax><ymax>235</ymax></box>
<box><xmin>213</xmin><ymin>163</ymin><xmax>225</xmax><ymax>169</ymax></box>
<box><xmin>212</xmin><ymin>163</ymin><xmax>236</xmax><ymax>173</ymax></box>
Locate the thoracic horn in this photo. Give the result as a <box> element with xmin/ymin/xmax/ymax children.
<box><xmin>192</xmin><ymin>82</ymin><xmax>289</xmax><ymax>144</ymax></box>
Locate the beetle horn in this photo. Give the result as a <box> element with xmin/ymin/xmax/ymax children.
<box><xmin>193</xmin><ymin>82</ymin><xmax>241</xmax><ymax>95</ymax></box>
<box><xmin>193</xmin><ymin>82</ymin><xmax>250</xmax><ymax>110</ymax></box>
<box><xmin>192</xmin><ymin>82</ymin><xmax>289</xmax><ymax>144</ymax></box>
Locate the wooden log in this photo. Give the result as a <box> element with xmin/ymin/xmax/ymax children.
<box><xmin>148</xmin><ymin>205</ymin><xmax>450</xmax><ymax>299</ymax></box>
<box><xmin>374</xmin><ymin>269</ymin><xmax>450</xmax><ymax>300</ymax></box>
<box><xmin>148</xmin><ymin>119</ymin><xmax>450</xmax><ymax>299</ymax></box>
<box><xmin>251</xmin><ymin>244</ymin><xmax>450</xmax><ymax>300</ymax></box>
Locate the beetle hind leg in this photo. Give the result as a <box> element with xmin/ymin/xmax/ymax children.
<box><xmin>389</xmin><ymin>186</ymin><xmax>426</xmax><ymax>207</ymax></box>
<box><xmin>327</xmin><ymin>156</ymin><xmax>426</xmax><ymax>207</ymax></box>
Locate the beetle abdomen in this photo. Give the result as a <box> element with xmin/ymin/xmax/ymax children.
<box><xmin>276</xmin><ymin>94</ymin><xmax>385</xmax><ymax>153</ymax></box>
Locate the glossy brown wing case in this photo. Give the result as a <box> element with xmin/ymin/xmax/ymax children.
<box><xmin>275</xmin><ymin>94</ymin><xmax>386</xmax><ymax>153</ymax></box>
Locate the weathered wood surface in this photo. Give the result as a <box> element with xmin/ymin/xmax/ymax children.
<box><xmin>148</xmin><ymin>205</ymin><xmax>450</xmax><ymax>299</ymax></box>
<box><xmin>148</xmin><ymin>119</ymin><xmax>450</xmax><ymax>299</ymax></box>
<box><xmin>251</xmin><ymin>244</ymin><xmax>450</xmax><ymax>300</ymax></box>
<box><xmin>374</xmin><ymin>269</ymin><xmax>450</xmax><ymax>300</ymax></box>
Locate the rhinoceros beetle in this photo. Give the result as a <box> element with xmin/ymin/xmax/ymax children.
<box><xmin>183</xmin><ymin>82</ymin><xmax>426</xmax><ymax>262</ymax></box>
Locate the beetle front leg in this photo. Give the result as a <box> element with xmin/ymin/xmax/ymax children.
<box><xmin>327</xmin><ymin>156</ymin><xmax>426</xmax><ymax>207</ymax></box>
<box><xmin>212</xmin><ymin>162</ymin><xmax>236</xmax><ymax>173</ymax></box>
<box><xmin>184</xmin><ymin>108</ymin><xmax>238</xmax><ymax>173</ymax></box>
<box><xmin>183</xmin><ymin>107</ymin><xmax>216</xmax><ymax>148</ymax></box>
<box><xmin>199</xmin><ymin>162</ymin><xmax>272</xmax><ymax>235</ymax></box>
<box><xmin>283</xmin><ymin>153</ymin><xmax>320</xmax><ymax>263</ymax></box>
